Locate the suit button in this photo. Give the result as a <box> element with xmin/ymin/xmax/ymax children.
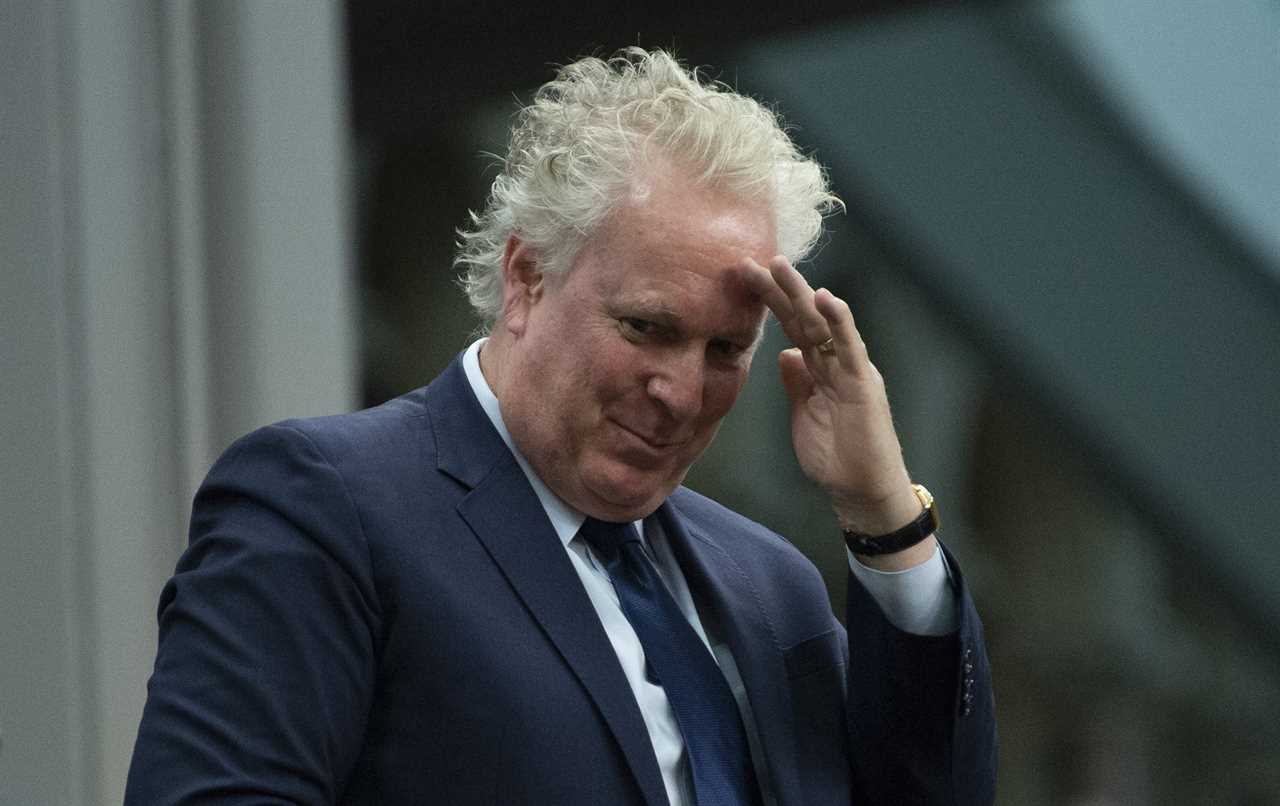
<box><xmin>964</xmin><ymin>661</ymin><xmax>974</xmax><ymax>674</ymax></box>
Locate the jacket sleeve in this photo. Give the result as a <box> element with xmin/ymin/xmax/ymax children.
<box><xmin>125</xmin><ymin>424</ymin><xmax>382</xmax><ymax>805</ymax></box>
<box><xmin>845</xmin><ymin>543</ymin><xmax>997</xmax><ymax>805</ymax></box>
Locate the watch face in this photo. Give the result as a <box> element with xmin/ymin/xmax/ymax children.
<box><xmin>912</xmin><ymin>483</ymin><xmax>934</xmax><ymax>509</ymax></box>
<box><xmin>912</xmin><ymin>484</ymin><xmax>939</xmax><ymax>533</ymax></box>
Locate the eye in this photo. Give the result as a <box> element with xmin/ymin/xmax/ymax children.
<box><xmin>708</xmin><ymin>339</ymin><xmax>747</xmax><ymax>362</ymax></box>
<box><xmin>619</xmin><ymin>317</ymin><xmax>655</xmax><ymax>339</ymax></box>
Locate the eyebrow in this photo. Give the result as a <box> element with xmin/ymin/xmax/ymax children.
<box><xmin>609</xmin><ymin>296</ymin><xmax>683</xmax><ymax>324</ymax></box>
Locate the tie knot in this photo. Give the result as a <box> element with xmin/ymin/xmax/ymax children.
<box><xmin>578</xmin><ymin>517</ymin><xmax>641</xmax><ymax>563</ymax></box>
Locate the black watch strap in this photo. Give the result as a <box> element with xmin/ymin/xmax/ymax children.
<box><xmin>843</xmin><ymin>484</ymin><xmax>939</xmax><ymax>556</ymax></box>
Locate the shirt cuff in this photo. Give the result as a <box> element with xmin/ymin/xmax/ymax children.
<box><xmin>847</xmin><ymin>543</ymin><xmax>957</xmax><ymax>636</ymax></box>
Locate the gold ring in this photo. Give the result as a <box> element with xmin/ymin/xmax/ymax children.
<box><xmin>816</xmin><ymin>338</ymin><xmax>836</xmax><ymax>355</ymax></box>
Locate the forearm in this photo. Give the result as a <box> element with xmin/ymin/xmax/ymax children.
<box><xmin>844</xmin><ymin>543</ymin><xmax>997</xmax><ymax>806</ymax></box>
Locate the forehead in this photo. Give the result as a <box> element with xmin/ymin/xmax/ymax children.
<box><xmin>580</xmin><ymin>174</ymin><xmax>777</xmax><ymax>322</ymax></box>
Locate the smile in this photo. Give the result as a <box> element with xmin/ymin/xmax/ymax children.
<box><xmin>609</xmin><ymin>420</ymin><xmax>687</xmax><ymax>453</ymax></box>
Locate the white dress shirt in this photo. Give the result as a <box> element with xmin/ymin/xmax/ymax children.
<box><xmin>461</xmin><ymin>339</ymin><xmax>954</xmax><ymax>806</ymax></box>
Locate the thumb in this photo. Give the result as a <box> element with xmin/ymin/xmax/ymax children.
<box><xmin>778</xmin><ymin>348</ymin><xmax>814</xmax><ymax>407</ymax></box>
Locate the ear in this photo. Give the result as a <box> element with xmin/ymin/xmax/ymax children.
<box><xmin>499</xmin><ymin>234</ymin><xmax>545</xmax><ymax>336</ymax></box>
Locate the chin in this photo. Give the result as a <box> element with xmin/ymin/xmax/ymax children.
<box><xmin>581</xmin><ymin>465</ymin><xmax>679</xmax><ymax>522</ymax></box>
<box><xmin>584</xmin><ymin>488</ymin><xmax>665</xmax><ymax>522</ymax></box>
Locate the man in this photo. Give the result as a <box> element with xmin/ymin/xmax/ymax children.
<box><xmin>127</xmin><ymin>49</ymin><xmax>995</xmax><ymax>804</ymax></box>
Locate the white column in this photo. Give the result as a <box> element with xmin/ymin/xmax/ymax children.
<box><xmin>0</xmin><ymin>2</ymin><xmax>356</xmax><ymax>803</ymax></box>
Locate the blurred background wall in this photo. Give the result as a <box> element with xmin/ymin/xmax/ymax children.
<box><xmin>2</xmin><ymin>1</ymin><xmax>1276</xmax><ymax>804</ymax></box>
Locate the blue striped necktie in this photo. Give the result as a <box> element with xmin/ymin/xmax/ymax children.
<box><xmin>579</xmin><ymin>517</ymin><xmax>761</xmax><ymax>806</ymax></box>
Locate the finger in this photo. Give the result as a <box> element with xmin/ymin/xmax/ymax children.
<box><xmin>767</xmin><ymin>257</ymin><xmax>832</xmax><ymax>347</ymax></box>
<box><xmin>777</xmin><ymin>348</ymin><xmax>814</xmax><ymax>406</ymax></box>
<box><xmin>739</xmin><ymin>258</ymin><xmax>818</xmax><ymax>351</ymax></box>
<box><xmin>739</xmin><ymin>257</ymin><xmax>797</xmax><ymax>325</ymax></box>
<box><xmin>814</xmin><ymin>288</ymin><xmax>868</xmax><ymax>372</ymax></box>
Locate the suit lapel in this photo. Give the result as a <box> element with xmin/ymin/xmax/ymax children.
<box><xmin>428</xmin><ymin>359</ymin><xmax>669</xmax><ymax>806</ymax></box>
<box><xmin>656</xmin><ymin>501</ymin><xmax>804</xmax><ymax>806</ymax></box>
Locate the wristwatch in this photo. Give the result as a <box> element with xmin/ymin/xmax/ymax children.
<box><xmin>843</xmin><ymin>483</ymin><xmax>939</xmax><ymax>556</ymax></box>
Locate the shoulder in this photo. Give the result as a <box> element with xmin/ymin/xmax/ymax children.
<box><xmin>222</xmin><ymin>354</ymin><xmax>487</xmax><ymax>482</ymax></box>
<box><xmin>233</xmin><ymin>383</ymin><xmax>430</xmax><ymax>460</ymax></box>
<box><xmin>666</xmin><ymin>486</ymin><xmax>830</xmax><ymax>592</ymax></box>
<box><xmin>273</xmin><ymin>387</ymin><xmax>431</xmax><ymax>462</ymax></box>
<box><xmin>203</xmin><ymin>387</ymin><xmax>437</xmax><ymax>517</ymax></box>
<box><xmin>666</xmin><ymin>487</ymin><xmax>779</xmax><ymax>543</ymax></box>
<box><xmin>665</xmin><ymin>486</ymin><xmax>842</xmax><ymax>648</ymax></box>
<box><xmin>666</xmin><ymin>487</ymin><xmax>797</xmax><ymax>553</ymax></box>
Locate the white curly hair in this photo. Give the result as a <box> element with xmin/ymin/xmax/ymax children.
<box><xmin>455</xmin><ymin>47</ymin><xmax>842</xmax><ymax>329</ymax></box>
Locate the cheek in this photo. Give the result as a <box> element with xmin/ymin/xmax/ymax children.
<box><xmin>592</xmin><ymin>345</ymin><xmax>649</xmax><ymax>398</ymax></box>
<box><xmin>700</xmin><ymin>371</ymin><xmax>748</xmax><ymax>423</ymax></box>
<box><xmin>556</xmin><ymin>355</ymin><xmax>634</xmax><ymax>440</ymax></box>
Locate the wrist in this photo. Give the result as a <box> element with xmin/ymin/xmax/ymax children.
<box><xmin>832</xmin><ymin>483</ymin><xmax>921</xmax><ymax>536</ymax></box>
<box><xmin>854</xmin><ymin>535</ymin><xmax>938</xmax><ymax>572</ymax></box>
<box><xmin>841</xmin><ymin>483</ymin><xmax>940</xmax><ymax>568</ymax></box>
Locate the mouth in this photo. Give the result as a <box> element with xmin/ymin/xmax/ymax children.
<box><xmin>609</xmin><ymin>420</ymin><xmax>688</xmax><ymax>454</ymax></box>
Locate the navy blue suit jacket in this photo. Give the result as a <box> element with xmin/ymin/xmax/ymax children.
<box><xmin>126</xmin><ymin>357</ymin><xmax>996</xmax><ymax>804</ymax></box>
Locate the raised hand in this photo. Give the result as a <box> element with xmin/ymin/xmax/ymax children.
<box><xmin>741</xmin><ymin>256</ymin><xmax>933</xmax><ymax>569</ymax></box>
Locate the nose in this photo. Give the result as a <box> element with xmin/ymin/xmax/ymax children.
<box><xmin>646</xmin><ymin>346</ymin><xmax>704</xmax><ymax>421</ymax></box>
